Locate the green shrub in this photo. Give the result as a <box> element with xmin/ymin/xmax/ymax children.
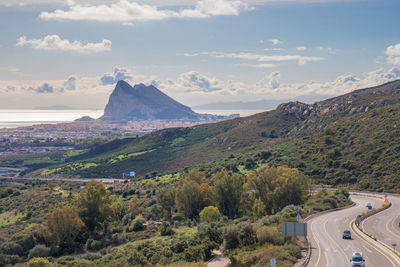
<box><xmin>199</xmin><ymin>206</ymin><xmax>220</xmax><ymax>223</ymax></box>
<box><xmin>26</xmin><ymin>257</ymin><xmax>50</xmax><ymax>267</ymax></box>
<box><xmin>127</xmin><ymin>250</ymin><xmax>149</xmax><ymax>266</ymax></box>
<box><xmin>160</xmin><ymin>222</ymin><xmax>174</xmax><ymax>236</ymax></box>
<box><xmin>0</xmin><ymin>241</ymin><xmax>23</xmax><ymax>255</ymax></box>
<box><xmin>172</xmin><ymin>214</ymin><xmax>185</xmax><ymax>222</ymax></box>
<box><xmin>129</xmin><ymin>218</ymin><xmax>146</xmax><ymax>232</ymax></box>
<box><xmin>28</xmin><ymin>245</ymin><xmax>51</xmax><ymax>259</ymax></box>
<box><xmin>184</xmin><ymin>245</ymin><xmax>205</xmax><ymax>262</ymax></box>
<box><xmin>256</xmin><ymin>226</ymin><xmax>282</xmax><ymax>245</ymax></box>
<box><xmin>223</xmin><ymin>222</ymin><xmax>256</xmax><ymax>250</ymax></box>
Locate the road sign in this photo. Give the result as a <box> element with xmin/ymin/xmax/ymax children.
<box><xmin>282</xmin><ymin>222</ymin><xmax>307</xmax><ymax>237</ymax></box>
<box><xmin>270</xmin><ymin>258</ymin><xmax>276</xmax><ymax>267</ymax></box>
<box><xmin>296</xmin><ymin>213</ymin><xmax>302</xmax><ymax>222</ymax></box>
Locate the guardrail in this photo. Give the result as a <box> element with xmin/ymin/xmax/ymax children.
<box><xmin>352</xmin><ymin>200</ymin><xmax>400</xmax><ymax>265</ymax></box>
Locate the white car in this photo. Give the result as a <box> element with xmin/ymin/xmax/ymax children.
<box><xmin>350</xmin><ymin>252</ymin><xmax>365</xmax><ymax>267</ymax></box>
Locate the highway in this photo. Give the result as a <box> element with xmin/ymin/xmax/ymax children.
<box><xmin>307</xmin><ymin>195</ymin><xmax>396</xmax><ymax>267</ymax></box>
<box><xmin>361</xmin><ymin>194</ymin><xmax>400</xmax><ymax>253</ymax></box>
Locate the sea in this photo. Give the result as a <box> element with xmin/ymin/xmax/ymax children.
<box><xmin>0</xmin><ymin>109</ymin><xmax>266</xmax><ymax>129</ymax></box>
<box><xmin>0</xmin><ymin>109</ymin><xmax>104</xmax><ymax>128</ymax></box>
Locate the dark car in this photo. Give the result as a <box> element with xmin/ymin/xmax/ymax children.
<box><xmin>343</xmin><ymin>230</ymin><xmax>351</xmax><ymax>239</ymax></box>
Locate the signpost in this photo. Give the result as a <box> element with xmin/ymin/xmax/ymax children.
<box><xmin>270</xmin><ymin>258</ymin><xmax>276</xmax><ymax>267</ymax></box>
<box><xmin>282</xmin><ymin>221</ymin><xmax>308</xmax><ymax>252</ymax></box>
<box><xmin>282</xmin><ymin>222</ymin><xmax>307</xmax><ymax>237</ymax></box>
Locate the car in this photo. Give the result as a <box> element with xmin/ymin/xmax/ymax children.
<box><xmin>343</xmin><ymin>230</ymin><xmax>351</xmax><ymax>239</ymax></box>
<box><xmin>350</xmin><ymin>252</ymin><xmax>365</xmax><ymax>267</ymax></box>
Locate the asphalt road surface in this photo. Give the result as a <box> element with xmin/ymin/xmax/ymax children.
<box><xmin>308</xmin><ymin>194</ymin><xmax>396</xmax><ymax>267</ymax></box>
<box><xmin>361</xmin><ymin>194</ymin><xmax>400</xmax><ymax>253</ymax></box>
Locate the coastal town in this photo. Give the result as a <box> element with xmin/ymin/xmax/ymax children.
<box><xmin>0</xmin><ymin>119</ymin><xmax>218</xmax><ymax>156</ymax></box>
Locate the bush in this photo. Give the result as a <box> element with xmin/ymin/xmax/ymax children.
<box><xmin>199</xmin><ymin>206</ymin><xmax>220</xmax><ymax>223</ymax></box>
<box><xmin>184</xmin><ymin>245</ymin><xmax>205</xmax><ymax>262</ymax></box>
<box><xmin>256</xmin><ymin>226</ymin><xmax>282</xmax><ymax>245</ymax></box>
<box><xmin>0</xmin><ymin>254</ymin><xmax>22</xmax><ymax>265</ymax></box>
<box><xmin>28</xmin><ymin>245</ymin><xmax>51</xmax><ymax>259</ymax></box>
<box><xmin>26</xmin><ymin>257</ymin><xmax>50</xmax><ymax>267</ymax></box>
<box><xmin>160</xmin><ymin>222</ymin><xmax>174</xmax><ymax>236</ymax></box>
<box><xmin>129</xmin><ymin>218</ymin><xmax>146</xmax><ymax>232</ymax></box>
<box><xmin>85</xmin><ymin>239</ymin><xmax>103</xmax><ymax>251</ymax></box>
<box><xmin>223</xmin><ymin>222</ymin><xmax>256</xmax><ymax>250</ymax></box>
<box><xmin>127</xmin><ymin>250</ymin><xmax>149</xmax><ymax>266</ymax></box>
<box><xmin>172</xmin><ymin>214</ymin><xmax>185</xmax><ymax>222</ymax></box>
<box><xmin>0</xmin><ymin>241</ymin><xmax>23</xmax><ymax>255</ymax></box>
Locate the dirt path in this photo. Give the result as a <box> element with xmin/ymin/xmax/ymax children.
<box><xmin>207</xmin><ymin>250</ymin><xmax>230</xmax><ymax>267</ymax></box>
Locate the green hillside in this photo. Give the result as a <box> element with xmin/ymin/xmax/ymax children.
<box><xmin>23</xmin><ymin>80</ymin><xmax>400</xmax><ymax>191</ymax></box>
<box><xmin>264</xmin><ymin>104</ymin><xmax>400</xmax><ymax>191</ymax></box>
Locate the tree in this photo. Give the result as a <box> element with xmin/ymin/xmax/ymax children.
<box><xmin>246</xmin><ymin>166</ymin><xmax>310</xmax><ymax>214</ymax></box>
<box><xmin>157</xmin><ymin>187</ymin><xmax>175</xmax><ymax>220</ymax></box>
<box><xmin>252</xmin><ymin>198</ymin><xmax>266</xmax><ymax>218</ymax></box>
<box><xmin>175</xmin><ymin>170</ymin><xmax>215</xmax><ymax>219</ymax></box>
<box><xmin>213</xmin><ymin>171</ymin><xmax>244</xmax><ymax>218</ymax></box>
<box><xmin>199</xmin><ymin>206</ymin><xmax>220</xmax><ymax>223</ymax></box>
<box><xmin>110</xmin><ymin>202</ymin><xmax>123</xmax><ymax>220</ymax></box>
<box><xmin>128</xmin><ymin>195</ymin><xmax>141</xmax><ymax>216</ymax></box>
<box><xmin>75</xmin><ymin>180</ymin><xmax>113</xmax><ymax>231</ymax></box>
<box><xmin>40</xmin><ymin>206</ymin><xmax>84</xmax><ymax>250</ymax></box>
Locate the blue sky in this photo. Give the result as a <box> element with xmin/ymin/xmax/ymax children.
<box><xmin>0</xmin><ymin>0</ymin><xmax>400</xmax><ymax>109</ymax></box>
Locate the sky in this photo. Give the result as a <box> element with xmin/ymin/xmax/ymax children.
<box><xmin>0</xmin><ymin>0</ymin><xmax>400</xmax><ymax>109</ymax></box>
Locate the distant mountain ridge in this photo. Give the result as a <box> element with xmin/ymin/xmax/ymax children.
<box><xmin>101</xmin><ymin>81</ymin><xmax>238</xmax><ymax>122</ymax></box>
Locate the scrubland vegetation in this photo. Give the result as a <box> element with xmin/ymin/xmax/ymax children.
<box><xmin>0</xmin><ymin>163</ymin><xmax>350</xmax><ymax>266</ymax></box>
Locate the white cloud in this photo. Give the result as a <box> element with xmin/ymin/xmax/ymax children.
<box><xmin>264</xmin><ymin>47</ymin><xmax>285</xmax><ymax>51</ymax></box>
<box><xmin>386</xmin><ymin>43</ymin><xmax>400</xmax><ymax>65</ymax></box>
<box><xmin>39</xmin><ymin>0</ymin><xmax>253</xmax><ymax>22</ymax></box>
<box><xmin>317</xmin><ymin>46</ymin><xmax>336</xmax><ymax>54</ymax></box>
<box><xmin>62</xmin><ymin>76</ymin><xmax>76</xmax><ymax>91</ymax></box>
<box><xmin>100</xmin><ymin>67</ymin><xmax>135</xmax><ymax>85</ymax></box>
<box><xmin>296</xmin><ymin>46</ymin><xmax>306</xmax><ymax>51</ymax></box>
<box><xmin>234</xmin><ymin>63</ymin><xmax>275</xmax><ymax>68</ymax></box>
<box><xmin>1</xmin><ymin>66</ymin><xmax>399</xmax><ymax>109</ymax></box>
<box><xmin>176</xmin><ymin>71</ymin><xmax>223</xmax><ymax>92</ymax></box>
<box><xmin>28</xmin><ymin>83</ymin><xmax>54</xmax><ymax>94</ymax></box>
<box><xmin>269</xmin><ymin>39</ymin><xmax>282</xmax><ymax>45</ymax></box>
<box><xmin>186</xmin><ymin>51</ymin><xmax>325</xmax><ymax>65</ymax></box>
<box><xmin>17</xmin><ymin>35</ymin><xmax>112</xmax><ymax>53</ymax></box>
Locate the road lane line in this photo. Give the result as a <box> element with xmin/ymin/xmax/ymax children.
<box><xmin>362</xmin><ymin>245</ymin><xmax>372</xmax><ymax>253</ymax></box>
<box><xmin>322</xmin><ymin>212</ymin><xmax>348</xmax><ymax>264</ymax></box>
<box><xmin>311</xmin><ymin>219</ymin><xmax>322</xmax><ymax>267</ymax></box>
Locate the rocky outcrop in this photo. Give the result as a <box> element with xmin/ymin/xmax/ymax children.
<box><xmin>101</xmin><ymin>81</ymin><xmax>201</xmax><ymax>122</ymax></box>
<box><xmin>277</xmin><ymin>79</ymin><xmax>400</xmax><ymax>135</ymax></box>
<box><xmin>100</xmin><ymin>81</ymin><xmax>239</xmax><ymax>122</ymax></box>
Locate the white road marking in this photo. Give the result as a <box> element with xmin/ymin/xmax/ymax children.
<box><xmin>363</xmin><ymin>245</ymin><xmax>372</xmax><ymax>253</ymax></box>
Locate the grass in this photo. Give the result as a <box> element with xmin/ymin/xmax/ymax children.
<box><xmin>0</xmin><ymin>210</ymin><xmax>24</xmax><ymax>227</ymax></box>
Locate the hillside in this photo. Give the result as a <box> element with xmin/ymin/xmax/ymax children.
<box><xmin>29</xmin><ymin>80</ymin><xmax>400</xmax><ymax>190</ymax></box>
<box><xmin>263</xmin><ymin>104</ymin><xmax>400</xmax><ymax>191</ymax></box>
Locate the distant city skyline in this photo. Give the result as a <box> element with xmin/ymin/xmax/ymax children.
<box><xmin>0</xmin><ymin>0</ymin><xmax>399</xmax><ymax>109</ymax></box>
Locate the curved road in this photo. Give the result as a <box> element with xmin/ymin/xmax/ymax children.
<box><xmin>362</xmin><ymin>194</ymin><xmax>400</xmax><ymax>252</ymax></box>
<box><xmin>308</xmin><ymin>195</ymin><xmax>395</xmax><ymax>266</ymax></box>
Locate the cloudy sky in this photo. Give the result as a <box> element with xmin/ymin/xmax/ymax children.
<box><xmin>0</xmin><ymin>0</ymin><xmax>400</xmax><ymax>109</ymax></box>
